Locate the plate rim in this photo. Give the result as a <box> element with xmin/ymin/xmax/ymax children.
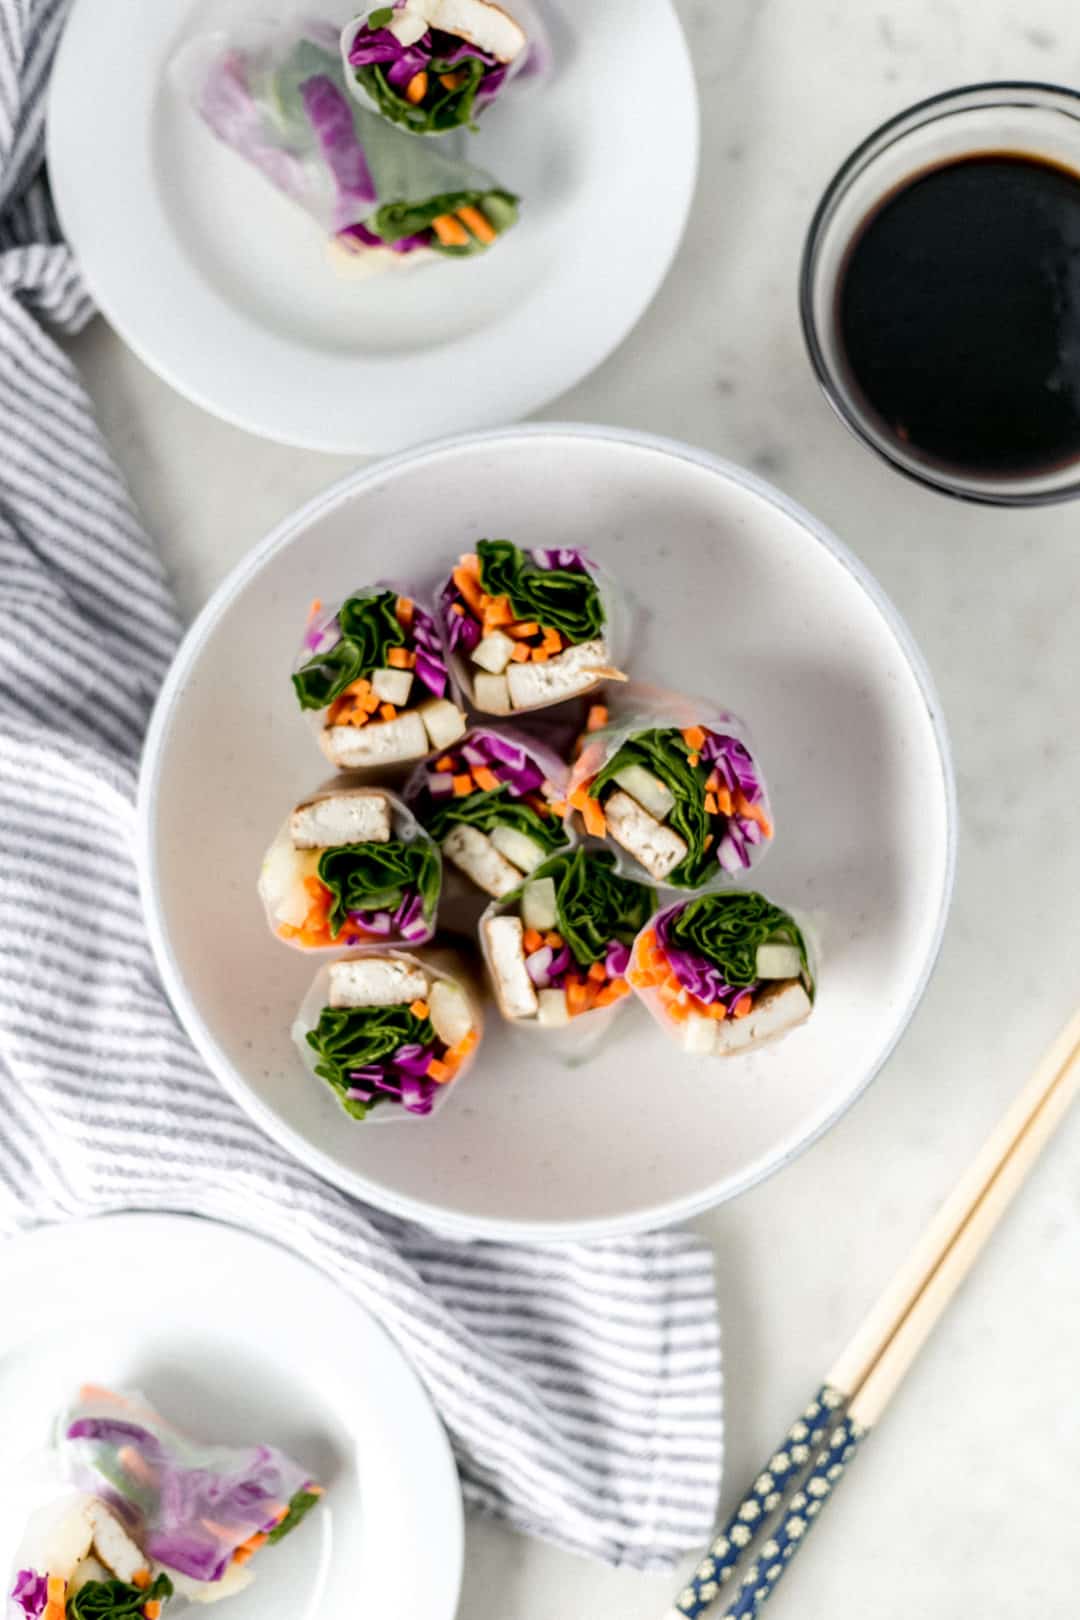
<box><xmin>136</xmin><ymin>422</ymin><xmax>958</xmax><ymax>1242</ymax></box>
<box><xmin>45</xmin><ymin>0</ymin><xmax>700</xmax><ymax>454</ymax></box>
<box><xmin>0</xmin><ymin>1211</ymin><xmax>465</xmax><ymax>1618</ymax></box>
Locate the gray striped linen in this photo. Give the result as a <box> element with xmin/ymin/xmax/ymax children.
<box><xmin>0</xmin><ymin>0</ymin><xmax>723</xmax><ymax>1572</ymax></box>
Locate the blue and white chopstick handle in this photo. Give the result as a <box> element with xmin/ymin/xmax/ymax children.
<box><xmin>714</xmin><ymin>1411</ymin><xmax>866</xmax><ymax>1620</ymax></box>
<box><xmin>666</xmin><ymin>1385</ymin><xmax>846</xmax><ymax>1620</ymax></box>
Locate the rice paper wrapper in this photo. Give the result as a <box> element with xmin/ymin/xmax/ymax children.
<box><xmin>57</xmin><ymin>1388</ymin><xmax>319</xmax><ymax>1584</ymax></box>
<box><xmin>340</xmin><ymin>0</ymin><xmax>548</xmax><ymax>135</ymax></box>
<box><xmin>478</xmin><ymin>848</ymin><xmax>653</xmax><ymax>1065</ymax></box>
<box><xmin>293</xmin><ymin>581</ymin><xmax>467</xmax><ymax>779</ymax></box>
<box><xmin>568</xmin><ymin>685</ymin><xmax>775</xmax><ymax>892</ymax></box>
<box><xmin>437</xmin><ymin>546</ymin><xmax>631</xmax><ymax>716</ymax></box>
<box><xmin>173</xmin><ymin>23</ymin><xmax>516</xmax><ymax>266</ymax></box>
<box><xmin>294</xmin><ymin>946</ymin><xmax>482</xmax><ymax>1121</ymax></box>
<box><xmin>629</xmin><ymin>893</ymin><xmax>818</xmax><ymax>1059</ymax></box>
<box><xmin>259</xmin><ymin>785</ymin><xmax>441</xmax><ymax>953</ymax></box>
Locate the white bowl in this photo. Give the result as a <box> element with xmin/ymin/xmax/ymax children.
<box><xmin>137</xmin><ymin>426</ymin><xmax>956</xmax><ymax>1241</ymax></box>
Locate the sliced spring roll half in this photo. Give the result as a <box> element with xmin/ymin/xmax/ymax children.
<box><xmin>480</xmin><ymin>848</ymin><xmax>653</xmax><ymax>1041</ymax></box>
<box><xmin>179</xmin><ymin>27</ymin><xmax>518</xmax><ymax>273</ymax></box>
<box><xmin>439</xmin><ymin>542</ymin><xmax>628</xmax><ymax>716</ymax></box>
<box><xmin>630</xmin><ymin>892</ymin><xmax>815</xmax><ymax>1057</ymax></box>
<box><xmin>341</xmin><ymin>0</ymin><xmax>526</xmax><ymax>136</ymax></box>
<box><xmin>404</xmin><ymin>726</ymin><xmax>571</xmax><ymax>901</ymax></box>
<box><xmin>570</xmin><ymin>715</ymin><xmax>773</xmax><ymax>889</ymax></box>
<box><xmin>9</xmin><ymin>1495</ymin><xmax>176</xmax><ymax>1620</ymax></box>
<box><xmin>293</xmin><ymin>587</ymin><xmax>466</xmax><ymax>772</ymax></box>
<box><xmin>259</xmin><ymin>787</ymin><xmax>441</xmax><ymax>950</ymax></box>
<box><xmin>41</xmin><ymin>1385</ymin><xmax>323</xmax><ymax>1606</ymax></box>
<box><xmin>295</xmin><ymin>949</ymin><xmax>481</xmax><ymax>1118</ymax></box>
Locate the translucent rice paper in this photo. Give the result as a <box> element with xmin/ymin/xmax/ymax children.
<box><xmin>629</xmin><ymin>895</ymin><xmax>818</xmax><ymax>1057</ymax></box>
<box><xmin>58</xmin><ymin>1388</ymin><xmax>318</xmax><ymax>1585</ymax></box>
<box><xmin>437</xmin><ymin>550</ymin><xmax>631</xmax><ymax>716</ymax></box>
<box><xmin>567</xmin><ymin>684</ymin><xmax>774</xmax><ymax>892</ymax></box>
<box><xmin>173</xmin><ymin>22</ymin><xmax>512</xmax><ymax>265</ymax></box>
<box><xmin>294</xmin><ymin>947</ymin><xmax>482</xmax><ymax>1121</ymax></box>
<box><xmin>339</xmin><ymin>0</ymin><xmax>549</xmax><ymax>132</ymax></box>
<box><xmin>258</xmin><ymin>785</ymin><xmax>441</xmax><ymax>954</ymax></box>
<box><xmin>293</xmin><ymin>581</ymin><xmax>467</xmax><ymax>776</ymax></box>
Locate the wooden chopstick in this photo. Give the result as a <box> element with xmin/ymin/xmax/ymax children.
<box><xmin>663</xmin><ymin>1005</ymin><xmax>1080</xmax><ymax>1620</ymax></box>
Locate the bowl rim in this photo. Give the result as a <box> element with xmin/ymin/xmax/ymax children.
<box><xmin>137</xmin><ymin>422</ymin><xmax>958</xmax><ymax>1242</ymax></box>
<box><xmin>799</xmin><ymin>79</ymin><xmax>1080</xmax><ymax>508</ymax></box>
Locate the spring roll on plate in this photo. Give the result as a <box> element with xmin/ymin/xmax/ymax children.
<box><xmin>177</xmin><ymin>24</ymin><xmax>518</xmax><ymax>274</ymax></box>
<box><xmin>341</xmin><ymin>0</ymin><xmax>528</xmax><ymax>136</ymax></box>
<box><xmin>293</xmin><ymin>586</ymin><xmax>466</xmax><ymax>772</ymax></box>
<box><xmin>569</xmin><ymin>707</ymin><xmax>773</xmax><ymax>890</ymax></box>
<box><xmin>295</xmin><ymin>949</ymin><xmax>482</xmax><ymax>1119</ymax></box>
<box><xmin>8</xmin><ymin>1385</ymin><xmax>324</xmax><ymax>1619</ymax></box>
<box><xmin>404</xmin><ymin>726</ymin><xmax>571</xmax><ymax>903</ymax></box>
<box><xmin>629</xmin><ymin>892</ymin><xmax>815</xmax><ymax>1057</ymax></box>
<box><xmin>480</xmin><ymin>848</ymin><xmax>654</xmax><ymax>1058</ymax></box>
<box><xmin>259</xmin><ymin>787</ymin><xmax>441</xmax><ymax>950</ymax></box>
<box><xmin>438</xmin><ymin>542</ymin><xmax>628</xmax><ymax>716</ymax></box>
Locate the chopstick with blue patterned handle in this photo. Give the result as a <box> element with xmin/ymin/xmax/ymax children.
<box><xmin>663</xmin><ymin>1004</ymin><xmax>1080</xmax><ymax>1620</ymax></box>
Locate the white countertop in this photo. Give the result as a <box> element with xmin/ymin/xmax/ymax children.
<box><xmin>66</xmin><ymin>0</ymin><xmax>1080</xmax><ymax>1612</ymax></box>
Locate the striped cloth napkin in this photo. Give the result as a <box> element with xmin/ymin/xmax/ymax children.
<box><xmin>0</xmin><ymin>0</ymin><xmax>723</xmax><ymax>1571</ymax></box>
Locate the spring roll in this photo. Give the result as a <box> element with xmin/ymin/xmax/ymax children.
<box><xmin>295</xmin><ymin>949</ymin><xmax>481</xmax><ymax>1118</ymax></box>
<box><xmin>570</xmin><ymin>710</ymin><xmax>773</xmax><ymax>890</ymax></box>
<box><xmin>293</xmin><ymin>587</ymin><xmax>467</xmax><ymax>772</ymax></box>
<box><xmin>178</xmin><ymin>25</ymin><xmax>518</xmax><ymax>273</ymax></box>
<box><xmin>9</xmin><ymin>1496</ymin><xmax>176</xmax><ymax>1620</ymax></box>
<box><xmin>480</xmin><ymin>848</ymin><xmax>654</xmax><ymax>1046</ymax></box>
<box><xmin>259</xmin><ymin>787</ymin><xmax>441</xmax><ymax>950</ymax></box>
<box><xmin>404</xmin><ymin>726</ymin><xmax>571</xmax><ymax>903</ymax></box>
<box><xmin>629</xmin><ymin>892</ymin><xmax>815</xmax><ymax>1057</ymax></box>
<box><xmin>341</xmin><ymin>0</ymin><xmax>526</xmax><ymax>136</ymax></box>
<box><xmin>438</xmin><ymin>542</ymin><xmax>628</xmax><ymax>716</ymax></box>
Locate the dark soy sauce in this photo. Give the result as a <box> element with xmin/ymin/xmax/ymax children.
<box><xmin>837</xmin><ymin>153</ymin><xmax>1080</xmax><ymax>478</ymax></box>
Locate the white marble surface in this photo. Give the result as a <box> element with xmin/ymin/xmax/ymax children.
<box><xmin>64</xmin><ymin>0</ymin><xmax>1080</xmax><ymax>1613</ymax></box>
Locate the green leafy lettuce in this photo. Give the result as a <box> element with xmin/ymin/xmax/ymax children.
<box><xmin>317</xmin><ymin>839</ymin><xmax>441</xmax><ymax>936</ymax></box>
<box><xmin>476</xmin><ymin>540</ymin><xmax>604</xmax><ymax>644</ymax></box>
<box><xmin>520</xmin><ymin>847</ymin><xmax>653</xmax><ymax>968</ymax></box>
<box><xmin>423</xmin><ymin>785</ymin><xmax>568</xmax><ymax>857</ymax></box>
<box><xmin>666</xmin><ymin>892</ymin><xmax>812</xmax><ymax>993</ymax></box>
<box><xmin>292</xmin><ymin>590</ymin><xmax>405</xmax><ymax>711</ymax></box>
<box><xmin>307</xmin><ymin>1005</ymin><xmax>435</xmax><ymax>1117</ymax></box>
<box><xmin>354</xmin><ymin>53</ymin><xmax>489</xmax><ymax>137</ymax></box>
<box><xmin>67</xmin><ymin>1574</ymin><xmax>173</xmax><ymax>1620</ymax></box>
<box><xmin>371</xmin><ymin>188</ymin><xmax>517</xmax><ymax>253</ymax></box>
<box><xmin>267</xmin><ymin>1487</ymin><xmax>323</xmax><ymax>1544</ymax></box>
<box><xmin>590</xmin><ymin>728</ymin><xmax>711</xmax><ymax>889</ymax></box>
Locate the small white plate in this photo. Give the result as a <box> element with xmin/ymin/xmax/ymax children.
<box><xmin>0</xmin><ymin>1215</ymin><xmax>463</xmax><ymax>1620</ymax></box>
<box><xmin>137</xmin><ymin>425</ymin><xmax>956</xmax><ymax>1242</ymax></box>
<box><xmin>46</xmin><ymin>0</ymin><xmax>698</xmax><ymax>453</ymax></box>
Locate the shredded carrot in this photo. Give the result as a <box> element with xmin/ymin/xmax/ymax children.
<box><xmin>661</xmin><ymin>995</ymin><xmax>689</xmax><ymax>1024</ymax></box>
<box><xmin>231</xmin><ymin>1549</ymin><xmax>254</xmax><ymax>1567</ymax></box>
<box><xmin>277</xmin><ymin>923</ymin><xmax>298</xmax><ymax>940</ymax></box>
<box><xmin>570</xmin><ymin>785</ymin><xmax>607</xmax><ymax>837</ymax></box>
<box><xmin>395</xmin><ymin>595</ymin><xmax>414</xmax><ymax>627</ymax></box>
<box><xmin>405</xmin><ymin>70</ymin><xmax>429</xmax><ymax>103</ymax></box>
<box><xmin>735</xmin><ymin>790</ymin><xmax>773</xmax><ymax>838</ymax></box>
<box><xmin>427</xmin><ymin>1057</ymin><xmax>453</xmax><ymax>1083</ymax></box>
<box><xmin>706</xmin><ymin>1001</ymin><xmax>729</xmax><ymax>1021</ymax></box>
<box><xmin>79</xmin><ymin>1384</ymin><xmax>126</xmax><ymax>1404</ymax></box>
<box><xmin>682</xmin><ymin>725</ymin><xmax>706</xmax><ymax>752</ymax></box>
<box><xmin>47</xmin><ymin>1579</ymin><xmax>66</xmax><ymax>1606</ymax></box>
<box><xmin>548</xmin><ymin>799</ymin><xmax>568</xmax><ymax>817</ymax></box>
<box><xmin>432</xmin><ymin>212</ymin><xmax>469</xmax><ymax>247</ymax></box>
<box><xmin>595</xmin><ymin>977</ymin><xmax>630</xmax><ymax>1006</ymax></box>
<box><xmin>434</xmin><ymin>754</ymin><xmax>456</xmax><ymax>772</ymax></box>
<box><xmin>587</xmin><ymin>961</ymin><xmax>607</xmax><ymax>984</ymax></box>
<box><xmin>448</xmin><ymin>1029</ymin><xmax>479</xmax><ymax>1062</ymax></box>
<box><xmin>304</xmin><ymin>875</ymin><xmax>330</xmax><ymax>902</ymax></box>
<box><xmin>715</xmin><ymin>786</ymin><xmax>733</xmax><ymax>816</ymax></box>
<box><xmin>522</xmin><ymin>927</ymin><xmax>544</xmax><ymax>954</ymax></box>
<box><xmin>566</xmin><ymin>980</ymin><xmax>590</xmax><ymax>1017</ymax></box>
<box><xmin>473</xmin><ymin>765</ymin><xmax>501</xmax><ymax>793</ymax></box>
<box><xmin>482</xmin><ymin>596</ymin><xmax>513</xmax><ymax>629</ymax></box>
<box><xmin>43</xmin><ymin>1604</ymin><xmax>64</xmax><ymax>1620</ymax></box>
<box><xmin>544</xmin><ymin>931</ymin><xmax>564</xmax><ymax>949</ymax></box>
<box><xmin>704</xmin><ymin>834</ymin><xmax>714</xmax><ymax>851</ymax></box>
<box><xmin>507</xmin><ymin>621</ymin><xmax>540</xmax><ymax>639</ymax></box>
<box><xmin>409</xmin><ymin>999</ymin><xmax>430</xmax><ymax>1019</ymax></box>
<box><xmin>510</xmin><ymin>642</ymin><xmax>531</xmax><ymax>662</ymax></box>
<box><xmin>344</xmin><ymin>676</ymin><xmax>371</xmax><ymax>696</ymax></box>
<box><xmin>541</xmin><ymin>626</ymin><xmax>563</xmax><ymax>654</ymax></box>
<box><xmin>688</xmin><ymin>752</ymin><xmax>700</xmax><ymax>767</ymax></box>
<box><xmin>451</xmin><ymin>601</ymin><xmax>465</xmax><ymax>616</ymax></box>
<box><xmin>704</xmin><ymin>792</ymin><xmax>719</xmax><ymax>816</ymax></box>
<box><xmin>119</xmin><ymin>1448</ymin><xmax>156</xmax><ymax>1486</ymax></box>
<box><xmin>452</xmin><ymin>557</ymin><xmax>485</xmax><ymax>614</ymax></box>
<box><xmin>456</xmin><ymin>204</ymin><xmax>496</xmax><ymax>244</ymax></box>
<box><xmin>530</xmin><ymin>645</ymin><xmax>551</xmax><ymax>662</ymax></box>
<box><xmin>238</xmin><ymin>1534</ymin><xmax>267</xmax><ymax>1553</ymax></box>
<box><xmin>387</xmin><ymin>646</ymin><xmax>415</xmax><ymax>669</ymax></box>
<box><xmin>440</xmin><ymin>69</ymin><xmax>468</xmax><ymax>90</ymax></box>
<box><xmin>360</xmin><ymin>690</ymin><xmax>380</xmax><ymax>713</ymax></box>
<box><xmin>586</xmin><ymin>703</ymin><xmax>608</xmax><ymax>732</ymax></box>
<box><xmin>307</xmin><ymin>598</ymin><xmax>322</xmax><ymax>620</ymax></box>
<box><xmin>143</xmin><ymin>1603</ymin><xmax>163</xmax><ymax>1620</ymax></box>
<box><xmin>732</xmin><ymin>995</ymin><xmax>753</xmax><ymax>1019</ymax></box>
<box><xmin>452</xmin><ymin>772</ymin><xmax>474</xmax><ymax>796</ymax></box>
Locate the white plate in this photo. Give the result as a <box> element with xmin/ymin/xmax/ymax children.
<box><xmin>137</xmin><ymin>425</ymin><xmax>956</xmax><ymax>1241</ymax></box>
<box><xmin>0</xmin><ymin>1215</ymin><xmax>463</xmax><ymax>1620</ymax></box>
<box><xmin>46</xmin><ymin>0</ymin><xmax>697</xmax><ymax>453</ymax></box>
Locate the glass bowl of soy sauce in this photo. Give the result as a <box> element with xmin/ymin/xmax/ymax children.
<box><xmin>801</xmin><ymin>83</ymin><xmax>1080</xmax><ymax>504</ymax></box>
